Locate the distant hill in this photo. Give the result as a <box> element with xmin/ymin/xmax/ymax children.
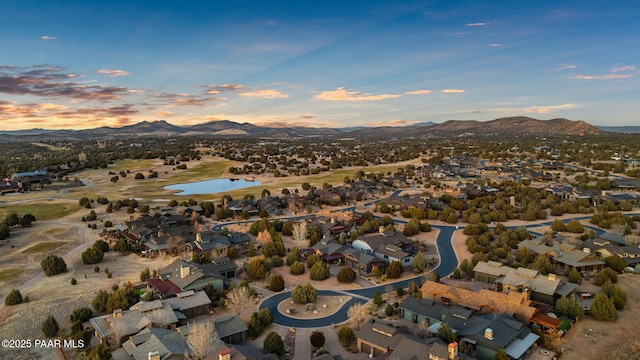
<box><xmin>597</xmin><ymin>126</ymin><xmax>640</xmax><ymax>133</ymax></box>
<box><xmin>346</xmin><ymin>117</ymin><xmax>605</xmax><ymax>138</ymax></box>
<box><xmin>0</xmin><ymin>117</ymin><xmax>609</xmax><ymax>142</ymax></box>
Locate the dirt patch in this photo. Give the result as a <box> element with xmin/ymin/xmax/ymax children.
<box><xmin>559</xmin><ymin>273</ymin><xmax>640</xmax><ymax>360</ymax></box>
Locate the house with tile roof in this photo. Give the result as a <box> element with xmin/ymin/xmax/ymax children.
<box><xmin>420</xmin><ymin>281</ymin><xmax>538</xmax><ymax>324</ymax></box>
<box><xmin>473</xmin><ymin>261</ymin><xmax>577</xmax><ymax>304</ymax></box>
<box><xmin>517</xmin><ymin>238</ymin><xmax>605</xmax><ymax>273</ymax></box>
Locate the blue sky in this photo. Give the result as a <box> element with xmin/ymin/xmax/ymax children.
<box><xmin>1</xmin><ymin>0</ymin><xmax>639</xmax><ymax>130</ymax></box>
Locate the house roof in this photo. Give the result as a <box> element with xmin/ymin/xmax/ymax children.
<box><xmin>121</xmin><ymin>327</ymin><xmax>190</xmax><ymax>360</ymax></box>
<box><xmin>147</xmin><ymin>277</ymin><xmax>182</xmax><ymax>297</ymax></box>
<box><xmin>163</xmin><ymin>290</ymin><xmax>211</xmax><ymax>311</ymax></box>
<box><xmin>355</xmin><ymin>321</ymin><xmax>403</xmax><ymax>350</ymax></box>
<box><xmin>459</xmin><ymin>312</ymin><xmax>538</xmax><ymax>357</ymax></box>
<box><xmin>421</xmin><ymin>281</ymin><xmax>538</xmax><ymax>320</ymax></box>
<box><xmin>214</xmin><ymin>314</ymin><xmax>248</xmax><ymax>340</ymax></box>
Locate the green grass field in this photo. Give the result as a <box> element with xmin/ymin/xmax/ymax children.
<box><xmin>22</xmin><ymin>241</ymin><xmax>66</xmax><ymax>254</ymax></box>
<box><xmin>0</xmin><ymin>202</ymin><xmax>80</xmax><ymax>221</ymax></box>
<box><xmin>0</xmin><ymin>269</ymin><xmax>24</xmax><ymax>281</ymax></box>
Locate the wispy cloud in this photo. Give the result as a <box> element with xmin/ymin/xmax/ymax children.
<box><xmin>40</xmin><ymin>35</ymin><xmax>57</xmax><ymax>40</ymax></box>
<box><xmin>96</xmin><ymin>69</ymin><xmax>129</xmax><ymax>77</ymax></box>
<box><xmin>203</xmin><ymin>84</ymin><xmax>244</xmax><ymax>94</ymax></box>
<box><xmin>237</xmin><ymin>89</ymin><xmax>289</xmax><ymax>99</ymax></box>
<box><xmin>555</xmin><ymin>64</ymin><xmax>576</xmax><ymax>71</ymax></box>
<box><xmin>153</xmin><ymin>92</ymin><xmax>226</xmax><ymax>106</ymax></box>
<box><xmin>314</xmin><ymin>87</ymin><xmax>400</xmax><ymax>101</ymax></box>
<box><xmin>569</xmin><ymin>74</ymin><xmax>632</xmax><ymax>80</ymax></box>
<box><xmin>489</xmin><ymin>43</ymin><xmax>503</xmax><ymax>47</ymax></box>
<box><xmin>471</xmin><ymin>103</ymin><xmax>585</xmax><ymax>115</ymax></box>
<box><xmin>569</xmin><ymin>64</ymin><xmax>636</xmax><ymax>80</ymax></box>
<box><xmin>405</xmin><ymin>89</ymin><xmax>432</xmax><ymax>95</ymax></box>
<box><xmin>440</xmin><ymin>89</ymin><xmax>465</xmax><ymax>94</ymax></box>
<box><xmin>466</xmin><ymin>22</ymin><xmax>489</xmax><ymax>27</ymax></box>
<box><xmin>366</xmin><ymin>119</ymin><xmax>413</xmax><ymax>126</ymax></box>
<box><xmin>611</xmin><ymin>65</ymin><xmax>637</xmax><ymax>73</ymax></box>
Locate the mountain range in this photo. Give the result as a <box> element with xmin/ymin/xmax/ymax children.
<box><xmin>0</xmin><ymin>117</ymin><xmax>633</xmax><ymax>142</ymax></box>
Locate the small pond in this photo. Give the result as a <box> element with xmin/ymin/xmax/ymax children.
<box><xmin>164</xmin><ymin>178</ymin><xmax>261</xmax><ymax>195</ymax></box>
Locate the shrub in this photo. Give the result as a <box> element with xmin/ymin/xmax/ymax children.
<box><xmin>263</xmin><ymin>332</ymin><xmax>285</xmax><ymax>356</ymax></box>
<box><xmin>5</xmin><ymin>289</ymin><xmax>23</xmax><ymax>306</ymax></box>
<box><xmin>92</xmin><ymin>290</ymin><xmax>110</xmax><ymax>313</ymax></box>
<box><xmin>338</xmin><ymin>325</ymin><xmax>355</xmax><ymax>345</ymax></box>
<box><xmin>270</xmin><ymin>255</ymin><xmax>283</xmax><ymax>267</ymax></box>
<box><xmin>290</xmin><ymin>261</ymin><xmax>305</xmax><ymax>275</ymax></box>
<box><xmin>269</xmin><ymin>274</ymin><xmax>285</xmax><ymax>292</ymax></box>
<box><xmin>396</xmin><ymin>286</ymin><xmax>405</xmax><ymax>296</ymax></box>
<box><xmin>71</xmin><ymin>278</ymin><xmax>77</xmax><ymax>285</ymax></box>
<box><xmin>81</xmin><ymin>246</ymin><xmax>104</xmax><ymax>264</ymax></box>
<box><xmin>385</xmin><ymin>303</ymin><xmax>393</xmax><ymax>316</ymax></box>
<box><xmin>605</xmin><ymin>255</ymin><xmax>626</xmax><ymax>272</ymax></box>
<box><xmin>412</xmin><ymin>252</ymin><xmax>427</xmax><ymax>272</ymax></box>
<box><xmin>257</xmin><ymin>308</ymin><xmax>273</xmax><ymax>326</ymax></box>
<box><xmin>291</xmin><ymin>283</ymin><xmax>317</xmax><ymax>303</ymax></box>
<box><xmin>310</xmin><ymin>261</ymin><xmax>330</xmax><ymax>280</ymax></box>
<box><xmin>246</xmin><ymin>257</ymin><xmax>267</xmax><ymax>280</ymax></box>
<box><xmin>307</xmin><ymin>254</ymin><xmax>321</xmax><ymax>269</ymax></box>
<box><xmin>568</xmin><ymin>268</ymin><xmax>583</xmax><ymax>284</ymax></box>
<box><xmin>94</xmin><ymin>265</ymin><xmax>100</xmax><ymax>273</ymax></box>
<box><xmin>373</xmin><ymin>290</ymin><xmax>384</xmax><ymax>306</ymax></box>
<box><xmin>70</xmin><ymin>307</ymin><xmax>93</xmax><ymax>323</ymax></box>
<box><xmin>310</xmin><ymin>330</ymin><xmax>326</xmax><ymax>348</ymax></box>
<box><xmin>42</xmin><ymin>315</ymin><xmax>60</xmax><ymax>338</ymax></box>
<box><xmin>590</xmin><ymin>293</ymin><xmax>618</xmax><ymax>321</ymax></box>
<box><xmin>248</xmin><ymin>315</ymin><xmax>264</xmax><ymax>337</ymax></box>
<box><xmin>594</xmin><ymin>268</ymin><xmax>618</xmax><ymax>286</ymax></box>
<box><xmin>114</xmin><ymin>238</ymin><xmax>132</xmax><ymax>253</ymax></box>
<box><xmin>134</xmin><ymin>173</ymin><xmax>145</xmax><ymax>180</ymax></box>
<box><xmin>40</xmin><ymin>255</ymin><xmax>67</xmax><ymax>276</ymax></box>
<box><xmin>336</xmin><ymin>266</ymin><xmax>356</xmax><ymax>283</ymax></box>
<box><xmin>385</xmin><ymin>260</ymin><xmax>403</xmax><ymax>279</ymax></box>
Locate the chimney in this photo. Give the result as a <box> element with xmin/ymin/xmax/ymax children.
<box><xmin>548</xmin><ymin>273</ymin><xmax>556</xmax><ymax>281</ymax></box>
<box><xmin>448</xmin><ymin>342</ymin><xmax>458</xmax><ymax>360</ymax></box>
<box><xmin>484</xmin><ymin>328</ymin><xmax>494</xmax><ymax>340</ymax></box>
<box><xmin>379</xmin><ymin>226</ymin><xmax>385</xmax><ymax>234</ymax></box>
<box><xmin>158</xmin><ymin>230</ymin><xmax>164</xmax><ymax>237</ymax></box>
<box><xmin>219</xmin><ymin>349</ymin><xmax>231</xmax><ymax>360</ymax></box>
<box><xmin>113</xmin><ymin>309</ymin><xmax>122</xmax><ymax>318</ymax></box>
<box><xmin>196</xmin><ymin>233</ymin><xmax>202</xmax><ymax>242</ymax></box>
<box><xmin>180</xmin><ymin>264</ymin><xmax>191</xmax><ymax>278</ymax></box>
<box><xmin>148</xmin><ymin>351</ymin><xmax>160</xmax><ymax>360</ymax></box>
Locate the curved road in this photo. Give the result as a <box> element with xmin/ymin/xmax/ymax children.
<box><xmin>259</xmin><ymin>212</ymin><xmax>639</xmax><ymax>328</ymax></box>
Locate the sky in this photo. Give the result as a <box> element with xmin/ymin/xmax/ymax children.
<box><xmin>1</xmin><ymin>0</ymin><xmax>639</xmax><ymax>131</ymax></box>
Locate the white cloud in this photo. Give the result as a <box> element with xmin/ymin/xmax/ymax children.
<box><xmin>237</xmin><ymin>89</ymin><xmax>289</xmax><ymax>99</ymax></box>
<box><xmin>569</xmin><ymin>74</ymin><xmax>632</xmax><ymax>80</ymax></box>
<box><xmin>555</xmin><ymin>64</ymin><xmax>576</xmax><ymax>71</ymax></box>
<box><xmin>489</xmin><ymin>43</ymin><xmax>503</xmax><ymax>47</ymax></box>
<box><xmin>440</xmin><ymin>89</ymin><xmax>465</xmax><ymax>93</ymax></box>
<box><xmin>366</xmin><ymin>119</ymin><xmax>413</xmax><ymax>126</ymax></box>
<box><xmin>466</xmin><ymin>22</ymin><xmax>489</xmax><ymax>27</ymax></box>
<box><xmin>314</xmin><ymin>87</ymin><xmax>400</xmax><ymax>101</ymax></box>
<box><xmin>611</xmin><ymin>65</ymin><xmax>637</xmax><ymax>73</ymax></box>
<box><xmin>40</xmin><ymin>35</ymin><xmax>57</xmax><ymax>40</ymax></box>
<box><xmin>405</xmin><ymin>89</ymin><xmax>432</xmax><ymax>95</ymax></box>
<box><xmin>96</xmin><ymin>69</ymin><xmax>129</xmax><ymax>77</ymax></box>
